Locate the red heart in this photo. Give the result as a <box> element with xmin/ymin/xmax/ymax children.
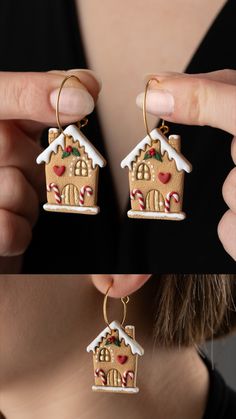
<box><xmin>53</xmin><ymin>165</ymin><xmax>65</xmax><ymax>176</ymax></box>
<box><xmin>158</xmin><ymin>172</ymin><xmax>171</xmax><ymax>184</ymax></box>
<box><xmin>117</xmin><ymin>355</ymin><xmax>128</xmax><ymax>364</ymax></box>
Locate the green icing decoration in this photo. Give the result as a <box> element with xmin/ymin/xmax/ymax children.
<box><xmin>144</xmin><ymin>148</ymin><xmax>162</xmax><ymax>162</ymax></box>
<box><xmin>62</xmin><ymin>151</ymin><xmax>70</xmax><ymax>159</ymax></box>
<box><xmin>72</xmin><ymin>148</ymin><xmax>80</xmax><ymax>156</ymax></box>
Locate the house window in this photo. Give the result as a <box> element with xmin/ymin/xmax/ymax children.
<box><xmin>75</xmin><ymin>160</ymin><xmax>88</xmax><ymax>177</ymax></box>
<box><xmin>136</xmin><ymin>163</ymin><xmax>150</xmax><ymax>180</ymax></box>
<box><xmin>99</xmin><ymin>348</ymin><xmax>111</xmax><ymax>362</ymax></box>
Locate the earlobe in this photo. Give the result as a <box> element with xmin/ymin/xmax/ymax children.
<box><xmin>91</xmin><ymin>275</ymin><xmax>152</xmax><ymax>298</ymax></box>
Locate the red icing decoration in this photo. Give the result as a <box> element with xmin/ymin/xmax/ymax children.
<box><xmin>158</xmin><ymin>172</ymin><xmax>171</xmax><ymax>184</ymax></box>
<box><xmin>149</xmin><ymin>148</ymin><xmax>156</xmax><ymax>156</ymax></box>
<box><xmin>107</xmin><ymin>336</ymin><xmax>116</xmax><ymax>344</ymax></box>
<box><xmin>117</xmin><ymin>355</ymin><xmax>128</xmax><ymax>364</ymax></box>
<box><xmin>66</xmin><ymin>146</ymin><xmax>73</xmax><ymax>153</ymax></box>
<box><xmin>53</xmin><ymin>165</ymin><xmax>65</xmax><ymax>176</ymax></box>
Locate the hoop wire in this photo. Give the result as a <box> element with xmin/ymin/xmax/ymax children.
<box><xmin>56</xmin><ymin>74</ymin><xmax>88</xmax><ymax>136</ymax></box>
<box><xmin>143</xmin><ymin>77</ymin><xmax>169</xmax><ymax>140</ymax></box>
<box><xmin>103</xmin><ymin>281</ymin><xmax>130</xmax><ymax>331</ymax></box>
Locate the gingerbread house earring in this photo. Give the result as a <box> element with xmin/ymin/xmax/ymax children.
<box><xmin>87</xmin><ymin>282</ymin><xmax>144</xmax><ymax>394</ymax></box>
<box><xmin>121</xmin><ymin>78</ymin><xmax>192</xmax><ymax>220</ymax></box>
<box><xmin>36</xmin><ymin>75</ymin><xmax>106</xmax><ymax>215</ymax></box>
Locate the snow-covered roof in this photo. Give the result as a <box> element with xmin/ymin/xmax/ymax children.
<box><xmin>121</xmin><ymin>128</ymin><xmax>192</xmax><ymax>173</ymax></box>
<box><xmin>36</xmin><ymin>124</ymin><xmax>106</xmax><ymax>169</ymax></box>
<box><xmin>86</xmin><ymin>320</ymin><xmax>144</xmax><ymax>356</ymax></box>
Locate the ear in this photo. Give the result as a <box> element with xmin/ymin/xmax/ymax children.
<box><xmin>91</xmin><ymin>275</ymin><xmax>152</xmax><ymax>298</ymax></box>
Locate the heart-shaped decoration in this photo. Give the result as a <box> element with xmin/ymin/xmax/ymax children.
<box><xmin>53</xmin><ymin>165</ymin><xmax>65</xmax><ymax>176</ymax></box>
<box><xmin>117</xmin><ymin>355</ymin><xmax>128</xmax><ymax>364</ymax></box>
<box><xmin>158</xmin><ymin>172</ymin><xmax>171</xmax><ymax>184</ymax></box>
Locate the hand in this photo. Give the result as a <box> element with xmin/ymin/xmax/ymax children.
<box><xmin>91</xmin><ymin>275</ymin><xmax>151</xmax><ymax>297</ymax></box>
<box><xmin>136</xmin><ymin>69</ymin><xmax>236</xmax><ymax>261</ymax></box>
<box><xmin>0</xmin><ymin>70</ymin><xmax>101</xmax><ymax>272</ymax></box>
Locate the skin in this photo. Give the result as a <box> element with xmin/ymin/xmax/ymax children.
<box><xmin>0</xmin><ymin>0</ymin><xmax>235</xmax><ymax>269</ymax></box>
<box><xmin>0</xmin><ymin>275</ymin><xmax>209</xmax><ymax>419</ymax></box>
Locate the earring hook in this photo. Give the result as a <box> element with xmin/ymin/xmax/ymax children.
<box><xmin>56</xmin><ymin>74</ymin><xmax>88</xmax><ymax>136</ymax></box>
<box><xmin>103</xmin><ymin>280</ymin><xmax>130</xmax><ymax>332</ymax></box>
<box><xmin>143</xmin><ymin>77</ymin><xmax>169</xmax><ymax>140</ymax></box>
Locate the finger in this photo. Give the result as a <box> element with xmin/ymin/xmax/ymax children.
<box><xmin>0</xmin><ymin>122</ymin><xmax>45</xmax><ymax>198</ymax></box>
<box><xmin>91</xmin><ymin>275</ymin><xmax>151</xmax><ymax>298</ymax></box>
<box><xmin>218</xmin><ymin>210</ymin><xmax>236</xmax><ymax>261</ymax></box>
<box><xmin>0</xmin><ymin>209</ymin><xmax>32</xmax><ymax>257</ymax></box>
<box><xmin>222</xmin><ymin>167</ymin><xmax>236</xmax><ymax>213</ymax></box>
<box><xmin>137</xmin><ymin>76</ymin><xmax>236</xmax><ymax>135</ymax></box>
<box><xmin>231</xmin><ymin>136</ymin><xmax>236</xmax><ymax>164</ymax></box>
<box><xmin>0</xmin><ymin>167</ymin><xmax>39</xmax><ymax>226</ymax></box>
<box><xmin>0</xmin><ymin>69</ymin><xmax>100</xmax><ymax>126</ymax></box>
<box><xmin>144</xmin><ymin>69</ymin><xmax>236</xmax><ymax>85</ymax></box>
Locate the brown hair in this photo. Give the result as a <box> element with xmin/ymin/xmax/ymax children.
<box><xmin>153</xmin><ymin>274</ymin><xmax>236</xmax><ymax>347</ymax></box>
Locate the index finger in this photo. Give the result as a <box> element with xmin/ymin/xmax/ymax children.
<box><xmin>0</xmin><ymin>70</ymin><xmax>100</xmax><ymax>125</ymax></box>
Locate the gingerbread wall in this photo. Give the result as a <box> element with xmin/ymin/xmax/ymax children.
<box><xmin>129</xmin><ymin>141</ymin><xmax>185</xmax><ymax>213</ymax></box>
<box><xmin>45</xmin><ymin>134</ymin><xmax>99</xmax><ymax>207</ymax></box>
<box><xmin>92</xmin><ymin>332</ymin><xmax>138</xmax><ymax>388</ymax></box>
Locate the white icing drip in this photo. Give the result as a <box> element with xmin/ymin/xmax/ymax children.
<box><xmin>121</xmin><ymin>128</ymin><xmax>192</xmax><ymax>173</ymax></box>
<box><xmin>127</xmin><ymin>210</ymin><xmax>185</xmax><ymax>220</ymax></box>
<box><xmin>43</xmin><ymin>204</ymin><xmax>99</xmax><ymax>214</ymax></box>
<box><xmin>37</xmin><ymin>124</ymin><xmax>106</xmax><ymax>168</ymax></box>
<box><xmin>92</xmin><ymin>385</ymin><xmax>139</xmax><ymax>393</ymax></box>
<box><xmin>87</xmin><ymin>320</ymin><xmax>144</xmax><ymax>356</ymax></box>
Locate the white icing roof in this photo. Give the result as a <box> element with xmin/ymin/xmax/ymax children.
<box><xmin>36</xmin><ymin>124</ymin><xmax>106</xmax><ymax>169</ymax></box>
<box><xmin>86</xmin><ymin>320</ymin><xmax>144</xmax><ymax>356</ymax></box>
<box><xmin>120</xmin><ymin>128</ymin><xmax>192</xmax><ymax>173</ymax></box>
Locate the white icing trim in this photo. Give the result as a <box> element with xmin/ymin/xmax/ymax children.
<box><xmin>121</xmin><ymin>128</ymin><xmax>192</xmax><ymax>173</ymax></box>
<box><xmin>37</xmin><ymin>124</ymin><xmax>106</xmax><ymax>168</ymax></box>
<box><xmin>87</xmin><ymin>320</ymin><xmax>144</xmax><ymax>356</ymax></box>
<box><xmin>43</xmin><ymin>204</ymin><xmax>99</xmax><ymax>214</ymax></box>
<box><xmin>92</xmin><ymin>385</ymin><xmax>139</xmax><ymax>393</ymax></box>
<box><xmin>127</xmin><ymin>210</ymin><xmax>186</xmax><ymax>220</ymax></box>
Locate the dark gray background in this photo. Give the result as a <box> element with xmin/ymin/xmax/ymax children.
<box><xmin>205</xmin><ymin>334</ymin><xmax>236</xmax><ymax>390</ymax></box>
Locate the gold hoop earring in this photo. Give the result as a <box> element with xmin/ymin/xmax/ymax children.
<box><xmin>143</xmin><ymin>77</ymin><xmax>169</xmax><ymax>140</ymax></box>
<box><xmin>87</xmin><ymin>281</ymin><xmax>144</xmax><ymax>394</ymax></box>
<box><xmin>37</xmin><ymin>73</ymin><xmax>106</xmax><ymax>215</ymax></box>
<box><xmin>121</xmin><ymin>77</ymin><xmax>192</xmax><ymax>221</ymax></box>
<box><xmin>56</xmin><ymin>74</ymin><xmax>88</xmax><ymax>135</ymax></box>
<box><xmin>103</xmin><ymin>281</ymin><xmax>130</xmax><ymax>329</ymax></box>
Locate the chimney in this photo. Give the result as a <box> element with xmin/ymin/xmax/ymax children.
<box><xmin>125</xmin><ymin>325</ymin><xmax>135</xmax><ymax>339</ymax></box>
<box><xmin>168</xmin><ymin>134</ymin><xmax>181</xmax><ymax>153</ymax></box>
<box><xmin>48</xmin><ymin>128</ymin><xmax>60</xmax><ymax>144</ymax></box>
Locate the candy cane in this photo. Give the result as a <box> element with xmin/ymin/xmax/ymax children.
<box><xmin>130</xmin><ymin>189</ymin><xmax>145</xmax><ymax>210</ymax></box>
<box><xmin>122</xmin><ymin>370</ymin><xmax>134</xmax><ymax>387</ymax></box>
<box><xmin>46</xmin><ymin>183</ymin><xmax>61</xmax><ymax>204</ymax></box>
<box><xmin>95</xmin><ymin>368</ymin><xmax>106</xmax><ymax>385</ymax></box>
<box><xmin>79</xmin><ymin>185</ymin><xmax>93</xmax><ymax>206</ymax></box>
<box><xmin>165</xmin><ymin>191</ymin><xmax>179</xmax><ymax>212</ymax></box>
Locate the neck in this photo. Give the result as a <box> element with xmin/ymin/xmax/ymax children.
<box><xmin>0</xmin><ymin>278</ymin><xmax>209</xmax><ymax>418</ymax></box>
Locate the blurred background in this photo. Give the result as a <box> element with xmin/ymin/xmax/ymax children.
<box><xmin>205</xmin><ymin>334</ymin><xmax>236</xmax><ymax>390</ymax></box>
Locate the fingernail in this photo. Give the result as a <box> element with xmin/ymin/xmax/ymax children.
<box><xmin>68</xmin><ymin>69</ymin><xmax>102</xmax><ymax>90</ymax></box>
<box><xmin>136</xmin><ymin>90</ymin><xmax>174</xmax><ymax>116</ymax></box>
<box><xmin>50</xmin><ymin>87</ymin><xmax>94</xmax><ymax>115</ymax></box>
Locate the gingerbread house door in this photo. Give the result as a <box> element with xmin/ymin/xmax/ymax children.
<box><xmin>146</xmin><ymin>190</ymin><xmax>164</xmax><ymax>212</ymax></box>
<box><xmin>107</xmin><ymin>369</ymin><xmax>122</xmax><ymax>387</ymax></box>
<box><xmin>61</xmin><ymin>184</ymin><xmax>79</xmax><ymax>206</ymax></box>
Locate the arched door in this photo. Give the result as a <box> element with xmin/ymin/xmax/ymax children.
<box><xmin>107</xmin><ymin>369</ymin><xmax>122</xmax><ymax>387</ymax></box>
<box><xmin>61</xmin><ymin>184</ymin><xmax>79</xmax><ymax>205</ymax></box>
<box><xmin>146</xmin><ymin>189</ymin><xmax>164</xmax><ymax>212</ymax></box>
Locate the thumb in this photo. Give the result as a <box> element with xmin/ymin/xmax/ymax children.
<box><xmin>136</xmin><ymin>74</ymin><xmax>236</xmax><ymax>136</ymax></box>
<box><xmin>0</xmin><ymin>69</ymin><xmax>101</xmax><ymax>126</ymax></box>
<box><xmin>91</xmin><ymin>275</ymin><xmax>151</xmax><ymax>298</ymax></box>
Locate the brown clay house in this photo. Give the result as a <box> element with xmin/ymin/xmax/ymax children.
<box><xmin>121</xmin><ymin>128</ymin><xmax>192</xmax><ymax>220</ymax></box>
<box><xmin>36</xmin><ymin>124</ymin><xmax>106</xmax><ymax>214</ymax></box>
<box><xmin>87</xmin><ymin>320</ymin><xmax>144</xmax><ymax>393</ymax></box>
